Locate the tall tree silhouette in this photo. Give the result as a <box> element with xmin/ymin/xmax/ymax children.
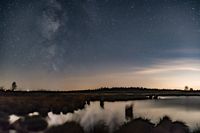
<box><xmin>11</xmin><ymin>82</ymin><xmax>17</xmax><ymax>91</ymax></box>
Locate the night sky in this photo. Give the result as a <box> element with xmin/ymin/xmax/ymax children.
<box><xmin>1</xmin><ymin>0</ymin><xmax>200</xmax><ymax>90</ymax></box>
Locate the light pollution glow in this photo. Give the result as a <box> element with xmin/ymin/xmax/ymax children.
<box><xmin>1</xmin><ymin>59</ymin><xmax>200</xmax><ymax>90</ymax></box>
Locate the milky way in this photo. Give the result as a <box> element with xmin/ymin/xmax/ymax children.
<box><xmin>1</xmin><ymin>0</ymin><xmax>200</xmax><ymax>90</ymax></box>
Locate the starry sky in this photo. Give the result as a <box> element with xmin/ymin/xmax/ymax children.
<box><xmin>1</xmin><ymin>0</ymin><xmax>200</xmax><ymax>90</ymax></box>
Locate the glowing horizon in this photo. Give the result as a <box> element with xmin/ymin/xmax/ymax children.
<box><xmin>1</xmin><ymin>58</ymin><xmax>200</xmax><ymax>90</ymax></box>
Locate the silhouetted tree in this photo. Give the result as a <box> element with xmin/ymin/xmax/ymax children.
<box><xmin>0</xmin><ymin>86</ymin><xmax>5</xmax><ymax>91</ymax></box>
<box><xmin>184</xmin><ymin>86</ymin><xmax>188</xmax><ymax>91</ymax></box>
<box><xmin>11</xmin><ymin>82</ymin><xmax>17</xmax><ymax>91</ymax></box>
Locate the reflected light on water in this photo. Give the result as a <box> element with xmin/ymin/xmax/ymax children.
<box><xmin>8</xmin><ymin>97</ymin><xmax>200</xmax><ymax>132</ymax></box>
<box><xmin>9</xmin><ymin>115</ymin><xmax>20</xmax><ymax>124</ymax></box>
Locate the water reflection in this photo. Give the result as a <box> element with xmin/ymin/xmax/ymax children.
<box><xmin>47</xmin><ymin>102</ymin><xmax>126</xmax><ymax>132</ymax></box>
<box><xmin>7</xmin><ymin>96</ymin><xmax>200</xmax><ymax>132</ymax></box>
<box><xmin>132</xmin><ymin>96</ymin><xmax>200</xmax><ymax>129</ymax></box>
<box><xmin>47</xmin><ymin>96</ymin><xmax>200</xmax><ymax>131</ymax></box>
<box><xmin>125</xmin><ymin>104</ymin><xmax>133</xmax><ymax>121</ymax></box>
<box><xmin>53</xmin><ymin>96</ymin><xmax>200</xmax><ymax>130</ymax></box>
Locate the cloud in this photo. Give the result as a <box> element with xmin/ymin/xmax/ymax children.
<box><xmin>136</xmin><ymin>59</ymin><xmax>200</xmax><ymax>74</ymax></box>
<box><xmin>137</xmin><ymin>66</ymin><xmax>200</xmax><ymax>75</ymax></box>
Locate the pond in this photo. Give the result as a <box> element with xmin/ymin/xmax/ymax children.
<box><xmin>9</xmin><ymin>96</ymin><xmax>200</xmax><ymax>132</ymax></box>
<box><xmin>44</xmin><ymin>96</ymin><xmax>200</xmax><ymax>132</ymax></box>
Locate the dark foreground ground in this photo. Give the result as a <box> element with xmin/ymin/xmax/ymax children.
<box><xmin>0</xmin><ymin>87</ymin><xmax>200</xmax><ymax>133</ymax></box>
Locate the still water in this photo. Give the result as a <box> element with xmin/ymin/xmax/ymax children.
<box><xmin>46</xmin><ymin>96</ymin><xmax>200</xmax><ymax>132</ymax></box>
